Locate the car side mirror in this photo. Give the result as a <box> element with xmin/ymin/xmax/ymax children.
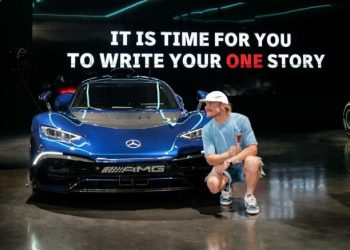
<box><xmin>38</xmin><ymin>91</ymin><xmax>52</xmax><ymax>111</ymax></box>
<box><xmin>196</xmin><ymin>90</ymin><xmax>208</xmax><ymax>110</ymax></box>
<box><xmin>197</xmin><ymin>90</ymin><xmax>208</xmax><ymax>100</ymax></box>
<box><xmin>54</xmin><ymin>93</ymin><xmax>74</xmax><ymax>111</ymax></box>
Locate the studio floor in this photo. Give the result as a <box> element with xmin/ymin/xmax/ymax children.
<box><xmin>0</xmin><ymin>129</ymin><xmax>349</xmax><ymax>250</ymax></box>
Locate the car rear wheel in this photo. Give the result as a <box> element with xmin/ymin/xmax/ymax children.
<box><xmin>343</xmin><ymin>102</ymin><xmax>350</xmax><ymax>135</ymax></box>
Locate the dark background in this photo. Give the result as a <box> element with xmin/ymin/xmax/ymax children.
<box><xmin>1</xmin><ymin>0</ymin><xmax>349</xmax><ymax>132</ymax></box>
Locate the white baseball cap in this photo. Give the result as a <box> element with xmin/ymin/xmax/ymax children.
<box><xmin>199</xmin><ymin>91</ymin><xmax>229</xmax><ymax>104</ymax></box>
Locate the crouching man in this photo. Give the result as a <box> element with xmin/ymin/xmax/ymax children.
<box><xmin>200</xmin><ymin>91</ymin><xmax>264</xmax><ymax>214</ymax></box>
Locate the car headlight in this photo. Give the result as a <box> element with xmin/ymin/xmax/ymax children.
<box><xmin>41</xmin><ymin>126</ymin><xmax>82</xmax><ymax>143</ymax></box>
<box><xmin>180</xmin><ymin>128</ymin><xmax>202</xmax><ymax>140</ymax></box>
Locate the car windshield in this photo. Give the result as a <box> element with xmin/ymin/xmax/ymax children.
<box><xmin>70</xmin><ymin>81</ymin><xmax>179</xmax><ymax>110</ymax></box>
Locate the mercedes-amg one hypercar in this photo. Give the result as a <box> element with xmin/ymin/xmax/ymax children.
<box><xmin>27</xmin><ymin>70</ymin><xmax>211</xmax><ymax>193</ymax></box>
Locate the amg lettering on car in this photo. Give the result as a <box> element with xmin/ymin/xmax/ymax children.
<box><xmin>101</xmin><ymin>165</ymin><xmax>165</xmax><ymax>173</ymax></box>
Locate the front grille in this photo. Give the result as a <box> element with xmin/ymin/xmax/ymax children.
<box><xmin>34</xmin><ymin>156</ymin><xmax>210</xmax><ymax>193</ymax></box>
<box><xmin>36</xmin><ymin>158</ymin><xmax>95</xmax><ymax>187</ymax></box>
<box><xmin>77</xmin><ymin>176</ymin><xmax>190</xmax><ymax>192</ymax></box>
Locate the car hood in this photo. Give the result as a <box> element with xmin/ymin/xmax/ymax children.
<box><xmin>70</xmin><ymin>110</ymin><xmax>182</xmax><ymax>129</ymax></box>
<box><xmin>33</xmin><ymin>110</ymin><xmax>207</xmax><ymax>161</ymax></box>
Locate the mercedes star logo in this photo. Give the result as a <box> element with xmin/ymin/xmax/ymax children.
<box><xmin>125</xmin><ymin>139</ymin><xmax>141</xmax><ymax>149</ymax></box>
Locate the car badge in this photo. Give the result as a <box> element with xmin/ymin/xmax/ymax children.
<box><xmin>126</xmin><ymin>139</ymin><xmax>141</xmax><ymax>149</ymax></box>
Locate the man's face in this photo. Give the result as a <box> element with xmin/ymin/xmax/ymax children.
<box><xmin>204</xmin><ymin>101</ymin><xmax>224</xmax><ymax>118</ymax></box>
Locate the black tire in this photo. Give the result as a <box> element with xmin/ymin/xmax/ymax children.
<box><xmin>343</xmin><ymin>102</ymin><xmax>350</xmax><ymax>135</ymax></box>
<box><xmin>30</xmin><ymin>188</ymin><xmax>54</xmax><ymax>202</ymax></box>
<box><xmin>31</xmin><ymin>188</ymin><xmax>44</xmax><ymax>200</ymax></box>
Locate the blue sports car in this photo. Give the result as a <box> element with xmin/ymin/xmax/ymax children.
<box><xmin>27</xmin><ymin>70</ymin><xmax>211</xmax><ymax>193</ymax></box>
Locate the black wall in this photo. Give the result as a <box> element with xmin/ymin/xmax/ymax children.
<box><xmin>1</xmin><ymin>1</ymin><xmax>349</xmax><ymax>131</ymax></box>
<box><xmin>0</xmin><ymin>0</ymin><xmax>36</xmax><ymax>131</ymax></box>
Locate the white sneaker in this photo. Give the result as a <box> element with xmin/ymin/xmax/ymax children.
<box><xmin>220</xmin><ymin>190</ymin><xmax>232</xmax><ymax>206</ymax></box>
<box><xmin>244</xmin><ymin>194</ymin><xmax>260</xmax><ymax>214</ymax></box>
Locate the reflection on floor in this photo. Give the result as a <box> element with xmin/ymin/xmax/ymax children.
<box><xmin>0</xmin><ymin>129</ymin><xmax>350</xmax><ymax>250</ymax></box>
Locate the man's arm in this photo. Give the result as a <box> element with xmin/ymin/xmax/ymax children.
<box><xmin>229</xmin><ymin>144</ymin><xmax>257</xmax><ymax>164</ymax></box>
<box><xmin>206</xmin><ymin>151</ymin><xmax>232</xmax><ymax>166</ymax></box>
<box><xmin>206</xmin><ymin>145</ymin><xmax>241</xmax><ymax>166</ymax></box>
<box><xmin>206</xmin><ymin>144</ymin><xmax>257</xmax><ymax>166</ymax></box>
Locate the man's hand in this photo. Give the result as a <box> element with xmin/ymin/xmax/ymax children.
<box><xmin>228</xmin><ymin>156</ymin><xmax>242</xmax><ymax>165</ymax></box>
<box><xmin>214</xmin><ymin>161</ymin><xmax>230</xmax><ymax>174</ymax></box>
<box><xmin>206</xmin><ymin>145</ymin><xmax>244</xmax><ymax>167</ymax></box>
<box><xmin>228</xmin><ymin>145</ymin><xmax>241</xmax><ymax>157</ymax></box>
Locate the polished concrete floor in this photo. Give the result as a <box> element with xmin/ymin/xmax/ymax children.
<box><xmin>1</xmin><ymin>129</ymin><xmax>350</xmax><ymax>250</ymax></box>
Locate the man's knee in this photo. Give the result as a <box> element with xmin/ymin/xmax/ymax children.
<box><xmin>244</xmin><ymin>156</ymin><xmax>261</xmax><ymax>174</ymax></box>
<box><xmin>206</xmin><ymin>175</ymin><xmax>221</xmax><ymax>194</ymax></box>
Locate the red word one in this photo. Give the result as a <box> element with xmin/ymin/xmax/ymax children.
<box><xmin>226</xmin><ymin>53</ymin><xmax>263</xmax><ymax>69</ymax></box>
